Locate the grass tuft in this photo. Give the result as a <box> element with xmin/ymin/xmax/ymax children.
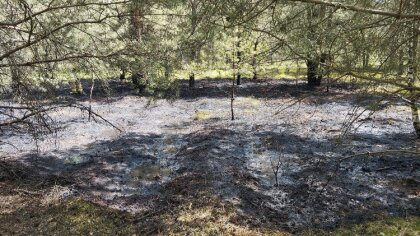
<box><xmin>194</xmin><ymin>110</ymin><xmax>212</xmax><ymax>120</ymax></box>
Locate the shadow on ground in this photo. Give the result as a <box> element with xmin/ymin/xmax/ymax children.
<box><xmin>1</xmin><ymin>78</ymin><xmax>398</xmax><ymax>111</ymax></box>
<box><xmin>0</xmin><ymin>76</ymin><xmax>417</xmax><ymax>234</ymax></box>
<box><xmin>2</xmin><ymin>121</ymin><xmax>418</xmax><ymax>234</ymax></box>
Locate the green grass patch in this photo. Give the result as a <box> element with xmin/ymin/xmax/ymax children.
<box><xmin>173</xmin><ymin>61</ymin><xmax>307</xmax><ymax>80</ymax></box>
<box><xmin>0</xmin><ymin>198</ymin><xmax>136</xmax><ymax>235</ymax></box>
<box><xmin>303</xmin><ymin>216</ymin><xmax>420</xmax><ymax>236</ymax></box>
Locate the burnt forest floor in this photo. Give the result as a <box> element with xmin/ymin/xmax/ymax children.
<box><xmin>0</xmin><ymin>78</ymin><xmax>419</xmax><ymax>235</ymax></box>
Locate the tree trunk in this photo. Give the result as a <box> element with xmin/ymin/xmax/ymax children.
<box><xmin>362</xmin><ymin>53</ymin><xmax>369</xmax><ymax>69</ymax></box>
<box><xmin>189</xmin><ymin>73</ymin><xmax>195</xmax><ymax>89</ymax></box>
<box><xmin>189</xmin><ymin>0</ymin><xmax>198</xmax><ymax>91</ymax></box>
<box><xmin>10</xmin><ymin>66</ymin><xmax>21</xmax><ymax>95</ymax></box>
<box><xmin>317</xmin><ymin>53</ymin><xmax>327</xmax><ymax>85</ymax></box>
<box><xmin>119</xmin><ymin>69</ymin><xmax>126</xmax><ymax>81</ymax></box>
<box><xmin>398</xmin><ymin>48</ymin><xmax>404</xmax><ymax>76</ymax></box>
<box><xmin>132</xmin><ymin>72</ymin><xmax>146</xmax><ymax>94</ymax></box>
<box><xmin>8</xmin><ymin>57</ymin><xmax>23</xmax><ymax>96</ymax></box>
<box><xmin>164</xmin><ymin>61</ymin><xmax>170</xmax><ymax>80</ymax></box>
<box><xmin>231</xmin><ymin>72</ymin><xmax>235</xmax><ymax>120</ymax></box>
<box><xmin>131</xmin><ymin>3</ymin><xmax>144</xmax><ymax>91</ymax></box>
<box><xmin>131</xmin><ymin>4</ymin><xmax>143</xmax><ymax>42</ymax></box>
<box><xmin>306</xmin><ymin>6</ymin><xmax>324</xmax><ymax>87</ymax></box>
<box><xmin>360</xmin><ymin>29</ymin><xmax>369</xmax><ymax>69</ymax></box>
<box><xmin>231</xmin><ymin>36</ymin><xmax>236</xmax><ymax>120</ymax></box>
<box><xmin>307</xmin><ymin>58</ymin><xmax>320</xmax><ymax>87</ymax></box>
<box><xmin>252</xmin><ymin>40</ymin><xmax>259</xmax><ymax>80</ymax></box>
<box><xmin>236</xmin><ymin>34</ymin><xmax>242</xmax><ymax>85</ymax></box>
<box><xmin>407</xmin><ymin>6</ymin><xmax>419</xmax><ymax>138</ymax></box>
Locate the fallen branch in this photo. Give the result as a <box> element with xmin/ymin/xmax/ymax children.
<box><xmin>383</xmin><ymin>88</ymin><xmax>420</xmax><ymax>106</ymax></box>
<box><xmin>69</xmin><ymin>103</ymin><xmax>123</xmax><ymax>133</ymax></box>
<box><xmin>0</xmin><ymin>106</ymin><xmax>57</xmax><ymax>127</ymax></box>
<box><xmin>13</xmin><ymin>188</ymin><xmax>43</xmax><ymax>196</ymax></box>
<box><xmin>0</xmin><ymin>102</ymin><xmax>123</xmax><ymax>133</ymax></box>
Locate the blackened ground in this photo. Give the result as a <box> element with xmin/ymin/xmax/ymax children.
<box><xmin>0</xmin><ymin>78</ymin><xmax>419</xmax><ymax>235</ymax></box>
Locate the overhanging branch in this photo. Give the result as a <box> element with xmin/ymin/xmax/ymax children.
<box><xmin>286</xmin><ymin>0</ymin><xmax>420</xmax><ymax>19</ymax></box>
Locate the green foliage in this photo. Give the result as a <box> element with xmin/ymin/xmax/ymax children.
<box><xmin>0</xmin><ymin>0</ymin><xmax>418</xmax><ymax>97</ymax></box>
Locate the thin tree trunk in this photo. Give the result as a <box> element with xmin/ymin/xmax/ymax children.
<box><xmin>189</xmin><ymin>0</ymin><xmax>198</xmax><ymax>91</ymax></box>
<box><xmin>253</xmin><ymin>40</ymin><xmax>259</xmax><ymax>80</ymax></box>
<box><xmin>88</xmin><ymin>78</ymin><xmax>94</xmax><ymax>122</ymax></box>
<box><xmin>363</xmin><ymin>53</ymin><xmax>370</xmax><ymax>69</ymax></box>
<box><xmin>231</xmin><ymin>72</ymin><xmax>235</xmax><ymax>120</ymax></box>
<box><xmin>131</xmin><ymin>3</ymin><xmax>144</xmax><ymax>91</ymax></box>
<box><xmin>360</xmin><ymin>30</ymin><xmax>370</xmax><ymax>69</ymax></box>
<box><xmin>164</xmin><ymin>60</ymin><xmax>170</xmax><ymax>80</ymax></box>
<box><xmin>236</xmin><ymin>31</ymin><xmax>242</xmax><ymax>86</ymax></box>
<box><xmin>407</xmin><ymin>9</ymin><xmax>419</xmax><ymax>138</ymax></box>
<box><xmin>10</xmin><ymin>66</ymin><xmax>21</xmax><ymax>96</ymax></box>
<box><xmin>398</xmin><ymin>48</ymin><xmax>404</xmax><ymax>76</ymax></box>
<box><xmin>231</xmin><ymin>39</ymin><xmax>236</xmax><ymax>120</ymax></box>
<box><xmin>8</xmin><ymin>58</ymin><xmax>22</xmax><ymax>97</ymax></box>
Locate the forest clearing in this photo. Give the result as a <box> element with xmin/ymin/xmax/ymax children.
<box><xmin>0</xmin><ymin>0</ymin><xmax>419</xmax><ymax>235</ymax></box>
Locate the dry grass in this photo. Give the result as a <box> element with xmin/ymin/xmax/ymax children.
<box><xmin>194</xmin><ymin>110</ymin><xmax>213</xmax><ymax>120</ymax></box>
